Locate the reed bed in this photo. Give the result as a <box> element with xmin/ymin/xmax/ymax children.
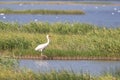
<box><xmin>0</xmin><ymin>21</ymin><xmax>120</xmax><ymax>57</ymax></box>
<box><xmin>0</xmin><ymin>9</ymin><xmax>85</xmax><ymax>15</ymax></box>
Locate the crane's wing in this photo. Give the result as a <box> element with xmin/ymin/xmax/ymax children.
<box><xmin>35</xmin><ymin>43</ymin><xmax>48</xmax><ymax>51</ymax></box>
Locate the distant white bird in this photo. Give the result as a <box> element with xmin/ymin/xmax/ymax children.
<box><xmin>118</xmin><ymin>10</ymin><xmax>120</xmax><ymax>13</ymax></box>
<box><xmin>0</xmin><ymin>13</ymin><xmax>4</xmax><ymax>16</ymax></box>
<box><xmin>19</xmin><ymin>3</ymin><xmax>23</xmax><ymax>6</ymax></box>
<box><xmin>35</xmin><ymin>35</ymin><xmax>50</xmax><ymax>56</ymax></box>
<box><xmin>95</xmin><ymin>6</ymin><xmax>98</xmax><ymax>9</ymax></box>
<box><xmin>3</xmin><ymin>16</ymin><xmax>6</xmax><ymax>19</ymax></box>
<box><xmin>114</xmin><ymin>8</ymin><xmax>117</xmax><ymax>11</ymax></box>
<box><xmin>112</xmin><ymin>12</ymin><xmax>115</xmax><ymax>15</ymax></box>
<box><xmin>34</xmin><ymin>19</ymin><xmax>38</xmax><ymax>22</ymax></box>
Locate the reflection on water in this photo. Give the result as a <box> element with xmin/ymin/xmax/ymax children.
<box><xmin>19</xmin><ymin>60</ymin><xmax>120</xmax><ymax>76</ymax></box>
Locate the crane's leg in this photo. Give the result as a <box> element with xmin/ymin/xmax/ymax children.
<box><xmin>41</xmin><ymin>52</ymin><xmax>43</xmax><ymax>56</ymax></box>
<box><xmin>41</xmin><ymin>50</ymin><xmax>43</xmax><ymax>56</ymax></box>
<box><xmin>40</xmin><ymin>50</ymin><xmax>48</xmax><ymax>58</ymax></box>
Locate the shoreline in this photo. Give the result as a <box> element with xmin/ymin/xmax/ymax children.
<box><xmin>12</xmin><ymin>56</ymin><xmax>120</xmax><ymax>61</ymax></box>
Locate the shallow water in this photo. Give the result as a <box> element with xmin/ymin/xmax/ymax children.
<box><xmin>19</xmin><ymin>60</ymin><xmax>120</xmax><ymax>76</ymax></box>
<box><xmin>0</xmin><ymin>1</ymin><xmax>120</xmax><ymax>27</ymax></box>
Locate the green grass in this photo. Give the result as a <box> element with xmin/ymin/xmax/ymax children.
<box><xmin>0</xmin><ymin>67</ymin><xmax>91</xmax><ymax>80</ymax></box>
<box><xmin>0</xmin><ymin>9</ymin><xmax>85</xmax><ymax>15</ymax></box>
<box><xmin>0</xmin><ymin>22</ymin><xmax>120</xmax><ymax>57</ymax></box>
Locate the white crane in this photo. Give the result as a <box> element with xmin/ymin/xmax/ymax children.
<box><xmin>35</xmin><ymin>35</ymin><xmax>50</xmax><ymax>56</ymax></box>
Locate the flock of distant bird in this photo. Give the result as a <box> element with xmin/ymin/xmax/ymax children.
<box><xmin>0</xmin><ymin>4</ymin><xmax>120</xmax><ymax>21</ymax></box>
<box><xmin>112</xmin><ymin>7</ymin><xmax>120</xmax><ymax>15</ymax></box>
<box><xmin>0</xmin><ymin>13</ymin><xmax>6</xmax><ymax>19</ymax></box>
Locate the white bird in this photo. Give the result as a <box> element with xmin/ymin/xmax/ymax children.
<box><xmin>95</xmin><ymin>6</ymin><xmax>98</xmax><ymax>9</ymax></box>
<box><xmin>19</xmin><ymin>3</ymin><xmax>23</xmax><ymax>6</ymax></box>
<box><xmin>112</xmin><ymin>12</ymin><xmax>115</xmax><ymax>15</ymax></box>
<box><xmin>35</xmin><ymin>35</ymin><xmax>50</xmax><ymax>56</ymax></box>
<box><xmin>3</xmin><ymin>16</ymin><xmax>6</xmax><ymax>19</ymax></box>
<box><xmin>114</xmin><ymin>8</ymin><xmax>117</xmax><ymax>11</ymax></box>
<box><xmin>34</xmin><ymin>19</ymin><xmax>38</xmax><ymax>22</ymax></box>
<box><xmin>0</xmin><ymin>13</ymin><xmax>4</xmax><ymax>16</ymax></box>
<box><xmin>118</xmin><ymin>10</ymin><xmax>120</xmax><ymax>13</ymax></box>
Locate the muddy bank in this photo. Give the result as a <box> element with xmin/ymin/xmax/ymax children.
<box><xmin>13</xmin><ymin>56</ymin><xmax>120</xmax><ymax>61</ymax></box>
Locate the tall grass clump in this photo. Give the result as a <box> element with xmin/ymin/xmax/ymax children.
<box><xmin>0</xmin><ymin>56</ymin><xmax>18</xmax><ymax>68</ymax></box>
<box><xmin>23</xmin><ymin>22</ymin><xmax>50</xmax><ymax>33</ymax></box>
<box><xmin>23</xmin><ymin>22</ymin><xmax>93</xmax><ymax>34</ymax></box>
<box><xmin>0</xmin><ymin>22</ymin><xmax>95</xmax><ymax>34</ymax></box>
<box><xmin>0</xmin><ymin>36</ymin><xmax>31</xmax><ymax>50</ymax></box>
<box><xmin>102</xmin><ymin>67</ymin><xmax>120</xmax><ymax>79</ymax></box>
<box><xmin>0</xmin><ymin>22</ymin><xmax>19</xmax><ymax>31</ymax></box>
<box><xmin>0</xmin><ymin>21</ymin><xmax>120</xmax><ymax>57</ymax></box>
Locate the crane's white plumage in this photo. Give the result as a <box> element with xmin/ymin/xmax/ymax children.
<box><xmin>35</xmin><ymin>35</ymin><xmax>50</xmax><ymax>56</ymax></box>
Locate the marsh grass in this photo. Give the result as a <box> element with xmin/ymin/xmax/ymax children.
<box><xmin>0</xmin><ymin>22</ymin><xmax>120</xmax><ymax>57</ymax></box>
<box><xmin>102</xmin><ymin>67</ymin><xmax>120</xmax><ymax>79</ymax></box>
<box><xmin>0</xmin><ymin>9</ymin><xmax>85</xmax><ymax>15</ymax></box>
<box><xmin>0</xmin><ymin>56</ymin><xmax>18</xmax><ymax>69</ymax></box>
<box><xmin>0</xmin><ymin>66</ymin><xmax>93</xmax><ymax>80</ymax></box>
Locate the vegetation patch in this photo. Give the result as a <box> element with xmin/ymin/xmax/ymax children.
<box><xmin>0</xmin><ymin>9</ymin><xmax>85</xmax><ymax>15</ymax></box>
<box><xmin>0</xmin><ymin>22</ymin><xmax>120</xmax><ymax>57</ymax></box>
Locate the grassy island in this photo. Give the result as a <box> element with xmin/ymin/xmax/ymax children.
<box><xmin>0</xmin><ymin>9</ymin><xmax>85</xmax><ymax>15</ymax></box>
<box><xmin>0</xmin><ymin>22</ymin><xmax>120</xmax><ymax>58</ymax></box>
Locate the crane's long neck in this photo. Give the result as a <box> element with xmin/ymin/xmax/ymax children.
<box><xmin>46</xmin><ymin>36</ymin><xmax>50</xmax><ymax>45</ymax></box>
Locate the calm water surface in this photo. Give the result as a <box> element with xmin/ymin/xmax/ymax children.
<box><xmin>19</xmin><ymin>60</ymin><xmax>120</xmax><ymax>76</ymax></box>
<box><xmin>0</xmin><ymin>2</ymin><xmax>120</xmax><ymax>27</ymax></box>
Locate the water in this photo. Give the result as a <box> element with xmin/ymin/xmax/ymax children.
<box><xmin>0</xmin><ymin>0</ymin><xmax>120</xmax><ymax>1</ymax></box>
<box><xmin>0</xmin><ymin>1</ymin><xmax>120</xmax><ymax>27</ymax></box>
<box><xmin>19</xmin><ymin>60</ymin><xmax>120</xmax><ymax>76</ymax></box>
